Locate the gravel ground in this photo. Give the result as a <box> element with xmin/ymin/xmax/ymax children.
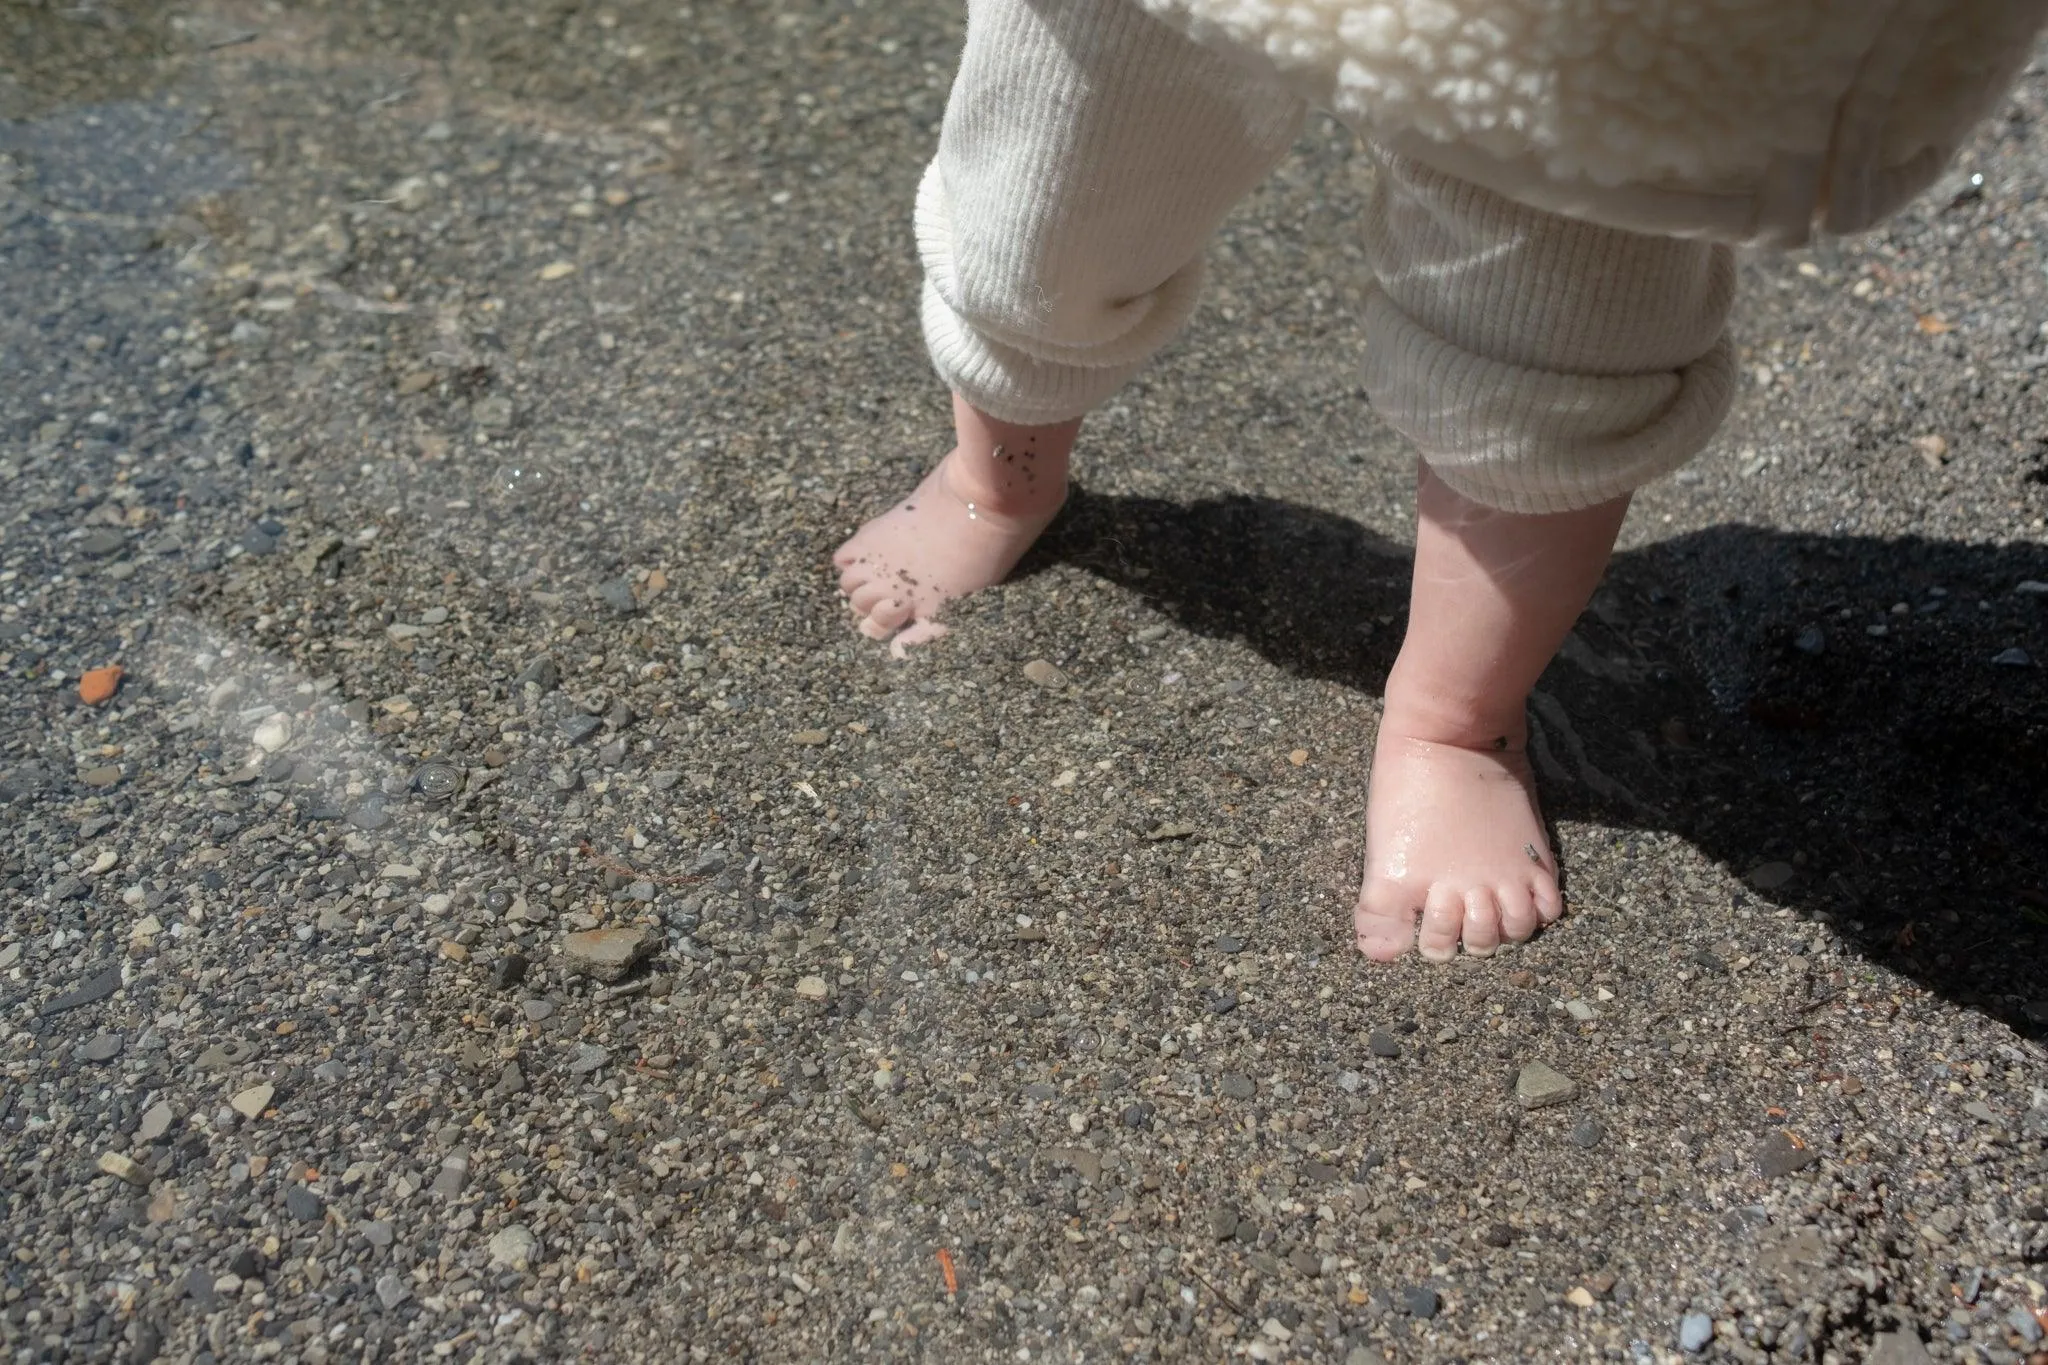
<box><xmin>3</xmin><ymin>3</ymin><xmax>2047</xmax><ymax>1362</ymax></box>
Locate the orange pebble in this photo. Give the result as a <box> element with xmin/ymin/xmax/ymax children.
<box><xmin>78</xmin><ymin>666</ymin><xmax>123</xmax><ymax>706</ymax></box>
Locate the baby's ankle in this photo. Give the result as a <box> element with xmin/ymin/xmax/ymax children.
<box><xmin>1379</xmin><ymin>676</ymin><xmax>1530</xmax><ymax>752</ymax></box>
<box><xmin>936</xmin><ymin>438</ymin><xmax>1070</xmax><ymax>520</ymax></box>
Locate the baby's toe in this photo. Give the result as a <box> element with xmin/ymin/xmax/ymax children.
<box><xmin>1495</xmin><ymin>882</ymin><xmax>1540</xmax><ymax>943</ymax></box>
<box><xmin>1353</xmin><ymin>885</ymin><xmax>1419</xmax><ymax>961</ymax></box>
<box><xmin>847</xmin><ymin>581</ymin><xmax>895</xmax><ymax>618</ymax></box>
<box><xmin>1460</xmin><ymin>889</ymin><xmax>1503</xmax><ymax>957</ymax></box>
<box><xmin>1416</xmin><ymin>885</ymin><xmax>1466</xmax><ymax>962</ymax></box>
<box><xmin>1532</xmin><ymin>872</ymin><xmax>1565</xmax><ymax>925</ymax></box>
<box><xmin>864</xmin><ymin>595</ymin><xmax>916</xmax><ymax>637</ymax></box>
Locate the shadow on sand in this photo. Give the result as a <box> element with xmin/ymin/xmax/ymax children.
<box><xmin>1037</xmin><ymin>486</ymin><xmax>2048</xmax><ymax>1039</ymax></box>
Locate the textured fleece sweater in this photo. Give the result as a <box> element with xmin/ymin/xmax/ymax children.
<box><xmin>1132</xmin><ymin>0</ymin><xmax>2048</xmax><ymax>244</ymax></box>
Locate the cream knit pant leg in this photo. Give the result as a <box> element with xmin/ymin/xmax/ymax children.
<box><xmin>1359</xmin><ymin>147</ymin><xmax>1740</xmax><ymax>514</ymax></box>
<box><xmin>917</xmin><ymin>0</ymin><xmax>1306</xmax><ymax>426</ymax></box>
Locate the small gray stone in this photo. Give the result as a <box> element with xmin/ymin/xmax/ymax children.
<box><xmin>516</xmin><ymin>656</ymin><xmax>560</xmax><ymax>692</ymax></box>
<box><xmin>1515</xmin><ymin>1062</ymin><xmax>1576</xmax><ymax>1109</ymax></box>
<box><xmin>431</xmin><ymin>1150</ymin><xmax>470</xmax><ymax>1198</ymax></box>
<box><xmin>1203</xmin><ymin>989</ymin><xmax>1238</xmax><ymax>1015</ymax></box>
<box><xmin>521</xmin><ymin>997</ymin><xmax>555</xmax><ymax>1022</ymax></box>
<box><xmin>348</xmin><ymin>796</ymin><xmax>392</xmax><ymax>830</ymax></box>
<box><xmin>472</xmin><ymin>395</ymin><xmax>514</xmax><ymax>431</ymax></box>
<box><xmin>137</xmin><ymin>1102</ymin><xmax>174</xmax><ymax>1143</ymax></box>
<box><xmin>82</xmin><ymin>1033</ymin><xmax>123</xmax><ymax>1063</ymax></box>
<box><xmin>376</xmin><ymin>1272</ymin><xmax>408</xmax><ymax>1309</ymax></box>
<box><xmin>491</xmin><ymin>953</ymin><xmax>530</xmax><ymax>990</ymax></box>
<box><xmin>78</xmin><ymin>529</ymin><xmax>127</xmax><ymax>557</ymax></box>
<box><xmin>1214</xmin><ymin>934</ymin><xmax>1244</xmax><ymax>954</ymax></box>
<box><xmin>1569</xmin><ymin>1118</ymin><xmax>1605</xmax><ymax>1149</ymax></box>
<box><xmin>1368</xmin><ymin>1030</ymin><xmax>1401</xmax><ymax>1059</ymax></box>
<box><xmin>493</xmin><ymin>1062</ymin><xmax>526</xmax><ymax>1096</ymax></box>
<box><xmin>1993</xmin><ymin>646</ymin><xmax>2033</xmax><ymax>667</ymax></box>
<box><xmin>1867</xmin><ymin>1330</ymin><xmax>1935</xmax><ymax>1365</ymax></box>
<box><xmin>1793</xmin><ymin>625</ymin><xmax>1826</xmax><ymax>655</ymax></box>
<box><xmin>40</xmin><ymin>964</ymin><xmax>122</xmax><ymax>1015</ymax></box>
<box><xmin>1208</xmin><ymin>1204</ymin><xmax>1240</xmax><ymax>1241</ymax></box>
<box><xmin>1022</xmin><ymin>658</ymin><xmax>1067</xmax><ymax>689</ymax></box>
<box><xmin>650</xmin><ymin>770</ymin><xmax>682</xmax><ymax>790</ymax></box>
<box><xmin>1755</xmin><ymin>1129</ymin><xmax>1819</xmax><ymax>1178</ymax></box>
<box><xmin>313</xmin><ymin>1060</ymin><xmax>348</xmax><ymax>1083</ymax></box>
<box><xmin>359</xmin><ymin>1219</ymin><xmax>394</xmax><ymax>1249</ymax></box>
<box><xmin>1402</xmin><ymin>1286</ymin><xmax>1440</xmax><ymax>1319</ymax></box>
<box><xmin>562</xmin><ymin>926</ymin><xmax>656</xmax><ymax>982</ymax></box>
<box><xmin>569</xmin><ymin>1043</ymin><xmax>609</xmax><ymax>1075</ymax></box>
<box><xmin>1218</xmin><ymin>1073</ymin><xmax>1256</xmax><ymax>1100</ymax></box>
<box><xmin>489</xmin><ymin>1223</ymin><xmax>539</xmax><ymax>1269</ymax></box>
<box><xmin>560</xmin><ymin>713</ymin><xmax>603</xmax><ymax>744</ymax></box>
<box><xmin>2010</xmin><ymin>1306</ymin><xmax>2046</xmax><ymax>1345</ymax></box>
<box><xmin>1963</xmin><ymin>1100</ymin><xmax>1998</xmax><ymax>1124</ymax></box>
<box><xmin>1288</xmin><ymin>1247</ymin><xmax>1322</xmax><ymax>1276</ymax></box>
<box><xmin>1679</xmin><ymin>1313</ymin><xmax>1714</xmax><ymax>1353</ymax></box>
<box><xmin>595</xmin><ymin>579</ymin><xmax>637</xmax><ymax>615</ymax></box>
<box><xmin>283</xmin><ymin>1186</ymin><xmax>324</xmax><ymax>1223</ymax></box>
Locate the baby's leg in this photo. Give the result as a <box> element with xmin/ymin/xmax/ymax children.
<box><xmin>836</xmin><ymin>0</ymin><xmax>1303</xmax><ymax>650</ymax></box>
<box><xmin>1352</xmin><ymin>149</ymin><xmax>1738</xmax><ymax>960</ymax></box>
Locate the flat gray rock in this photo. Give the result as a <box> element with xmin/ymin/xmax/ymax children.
<box><xmin>1515</xmin><ymin>1062</ymin><xmax>1576</xmax><ymax>1109</ymax></box>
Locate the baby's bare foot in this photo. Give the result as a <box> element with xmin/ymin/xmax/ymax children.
<box><xmin>833</xmin><ymin>399</ymin><xmax>1075</xmax><ymax>654</ymax></box>
<box><xmin>1354</xmin><ymin>707</ymin><xmax>1563</xmax><ymax>962</ymax></box>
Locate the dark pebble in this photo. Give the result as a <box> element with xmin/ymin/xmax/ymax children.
<box><xmin>226</xmin><ymin>1248</ymin><xmax>259</xmax><ymax>1279</ymax></box>
<box><xmin>41</xmin><ymin>963</ymin><xmax>122</xmax><ymax>1015</ymax></box>
<box><xmin>1484</xmin><ymin>1223</ymin><xmax>1516</xmax><ymax>1247</ymax></box>
<box><xmin>82</xmin><ymin>1033</ymin><xmax>124</xmax><ymax>1063</ymax></box>
<box><xmin>283</xmin><ymin>1186</ymin><xmax>324</xmax><ymax>1223</ymax></box>
<box><xmin>347</xmin><ymin>796</ymin><xmax>391</xmax><ymax>831</ymax></box>
<box><xmin>484</xmin><ymin>888</ymin><xmax>514</xmax><ymax>914</ymax></box>
<box><xmin>1121</xmin><ymin>1102</ymin><xmax>1153</xmax><ymax>1130</ymax></box>
<box><xmin>1218</xmin><ymin>1073</ymin><xmax>1256</xmax><ymax>1100</ymax></box>
<box><xmin>491</xmin><ymin>954</ymin><xmax>530</xmax><ymax>990</ymax></box>
<box><xmin>1755</xmin><ymin>1129</ymin><xmax>1819</xmax><ymax>1178</ymax></box>
<box><xmin>1203</xmin><ymin>989</ymin><xmax>1238</xmax><ymax>1015</ymax></box>
<box><xmin>1403</xmin><ymin>1286</ymin><xmax>1440</xmax><ymax>1319</ymax></box>
<box><xmin>1368</xmin><ymin>1030</ymin><xmax>1401</xmax><ymax>1059</ymax></box>
<box><xmin>595</xmin><ymin>579</ymin><xmax>637</xmax><ymax>614</ymax></box>
<box><xmin>561</xmin><ymin>714</ymin><xmax>603</xmax><ymax>744</ymax></box>
<box><xmin>1214</xmin><ymin>934</ymin><xmax>1243</xmax><ymax>954</ymax></box>
<box><xmin>1570</xmin><ymin>1118</ymin><xmax>1605</xmax><ymax>1149</ymax></box>
<box><xmin>516</xmin><ymin>656</ymin><xmax>560</xmax><ymax>692</ymax></box>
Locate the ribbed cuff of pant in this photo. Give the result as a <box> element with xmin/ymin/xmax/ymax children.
<box><xmin>916</xmin><ymin>158</ymin><xmax>1208</xmax><ymax>426</ymax></box>
<box><xmin>1363</xmin><ymin>291</ymin><xmax>1738</xmax><ymax>514</ymax></box>
<box><xmin>1360</xmin><ymin>146</ymin><xmax>1738</xmax><ymax>514</ymax></box>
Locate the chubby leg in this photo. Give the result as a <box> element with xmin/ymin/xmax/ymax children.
<box><xmin>1350</xmin><ymin>146</ymin><xmax>1735</xmax><ymax>959</ymax></box>
<box><xmin>1355</xmin><ymin>463</ymin><xmax>1628</xmax><ymax>960</ymax></box>
<box><xmin>835</xmin><ymin>0</ymin><xmax>1304</xmax><ymax>650</ymax></box>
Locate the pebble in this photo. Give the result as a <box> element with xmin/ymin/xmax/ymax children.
<box><xmin>1793</xmin><ymin>625</ymin><xmax>1826</xmax><ymax>655</ymax></box>
<box><xmin>791</xmin><ymin>729</ymin><xmax>828</xmax><ymax>746</ymax></box>
<box><xmin>1963</xmin><ymin>1100</ymin><xmax>1998</xmax><ymax>1124</ymax></box>
<box><xmin>432</xmin><ymin>1150</ymin><xmax>470</xmax><ymax>1197</ymax></box>
<box><xmin>1679</xmin><ymin>1313</ymin><xmax>1714</xmax><ymax>1352</ymax></box>
<box><xmin>359</xmin><ymin>1220</ymin><xmax>394</xmax><ymax>1249</ymax></box>
<box><xmin>561</xmin><ymin>713</ymin><xmax>604</xmax><ymax>744</ymax></box>
<box><xmin>569</xmin><ymin>1044</ymin><xmax>609</xmax><ymax>1076</ymax></box>
<box><xmin>1569</xmin><ymin>1118</ymin><xmax>1605</xmax><ymax>1149</ymax></box>
<box><xmin>229</xmin><ymin>1083</ymin><xmax>275</xmax><ymax>1120</ymax></box>
<box><xmin>78</xmin><ymin>665</ymin><xmax>123</xmax><ymax>705</ymax></box>
<box><xmin>1755</xmin><ymin>1129</ymin><xmax>1819</xmax><ymax>1177</ymax></box>
<box><xmin>1402</xmin><ymin>1286</ymin><xmax>1440</xmax><ymax>1319</ymax></box>
<box><xmin>795</xmin><ymin>975</ymin><xmax>829</xmax><ymax>1000</ymax></box>
<box><xmin>491</xmin><ymin>953</ymin><xmax>530</xmax><ymax>990</ymax></box>
<box><xmin>562</xmin><ymin>926</ymin><xmax>656</xmax><ymax>982</ymax></box>
<box><xmin>97</xmin><ymin>1152</ymin><xmax>149</xmax><ymax>1187</ymax></box>
<box><xmin>42</xmin><ymin>964</ymin><xmax>122</xmax><ymax>1014</ymax></box>
<box><xmin>198</xmin><ymin>1040</ymin><xmax>257</xmax><ymax>1069</ymax></box>
<box><xmin>81</xmin><ymin>1032</ymin><xmax>123</xmax><ymax>1063</ymax></box>
<box><xmin>1565</xmin><ymin>999</ymin><xmax>1599</xmax><ymax>1022</ymax></box>
<box><xmin>1208</xmin><ymin>1204</ymin><xmax>1241</xmax><ymax>1241</ymax></box>
<box><xmin>1368</xmin><ymin>1030</ymin><xmax>1401</xmax><ymax>1059</ymax></box>
<box><xmin>81</xmin><ymin>765</ymin><xmax>122</xmax><ymax>787</ymax></box>
<box><xmin>489</xmin><ymin>1223</ymin><xmax>539</xmax><ymax>1269</ymax></box>
<box><xmin>314</xmin><ymin>1060</ymin><xmax>348</xmax><ymax>1082</ymax></box>
<box><xmin>1516</xmin><ymin>1062</ymin><xmax>1577</xmax><ymax>1109</ymax></box>
<box><xmin>595</xmin><ymin>579</ymin><xmax>637</xmax><ymax>615</ymax></box>
<box><xmin>1566</xmin><ymin>1286</ymin><xmax>1596</xmax><ymax>1309</ymax></box>
<box><xmin>137</xmin><ymin>1102</ymin><xmax>174</xmax><ymax>1142</ymax></box>
<box><xmin>1867</xmin><ymin>1331</ymin><xmax>1936</xmax><ymax>1365</ymax></box>
<box><xmin>1022</xmin><ymin>659</ymin><xmax>1067</xmax><ymax>689</ymax></box>
<box><xmin>1288</xmin><ymin>1248</ymin><xmax>1321</xmax><ymax>1277</ymax></box>
<box><xmin>1214</xmin><ymin>934</ymin><xmax>1244</xmax><ymax>954</ymax></box>
<box><xmin>284</xmin><ymin>1185</ymin><xmax>324</xmax><ymax>1222</ymax></box>
<box><xmin>517</xmin><ymin>656</ymin><xmax>560</xmax><ymax>691</ymax></box>
<box><xmin>252</xmin><ymin>713</ymin><xmax>291</xmax><ymax>753</ymax></box>
<box><xmin>493</xmin><ymin>1062</ymin><xmax>526</xmax><ymax>1097</ymax></box>
<box><xmin>1993</xmin><ymin>647</ymin><xmax>2034</xmax><ymax>667</ymax></box>
<box><xmin>2007</xmin><ymin>1307</ymin><xmax>2044</xmax><ymax>1345</ymax></box>
<box><xmin>376</xmin><ymin>1272</ymin><xmax>409</xmax><ymax>1309</ymax></box>
<box><xmin>1747</xmin><ymin>860</ymin><xmax>1796</xmax><ymax>890</ymax></box>
<box><xmin>348</xmin><ymin>796</ymin><xmax>392</xmax><ymax>831</ymax></box>
<box><xmin>522</xmin><ymin>998</ymin><xmax>555</xmax><ymax>1022</ymax></box>
<box><xmin>1219</xmin><ymin>1073</ymin><xmax>1256</xmax><ymax>1100</ymax></box>
<box><xmin>1204</xmin><ymin>989</ymin><xmax>1238</xmax><ymax>1015</ymax></box>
